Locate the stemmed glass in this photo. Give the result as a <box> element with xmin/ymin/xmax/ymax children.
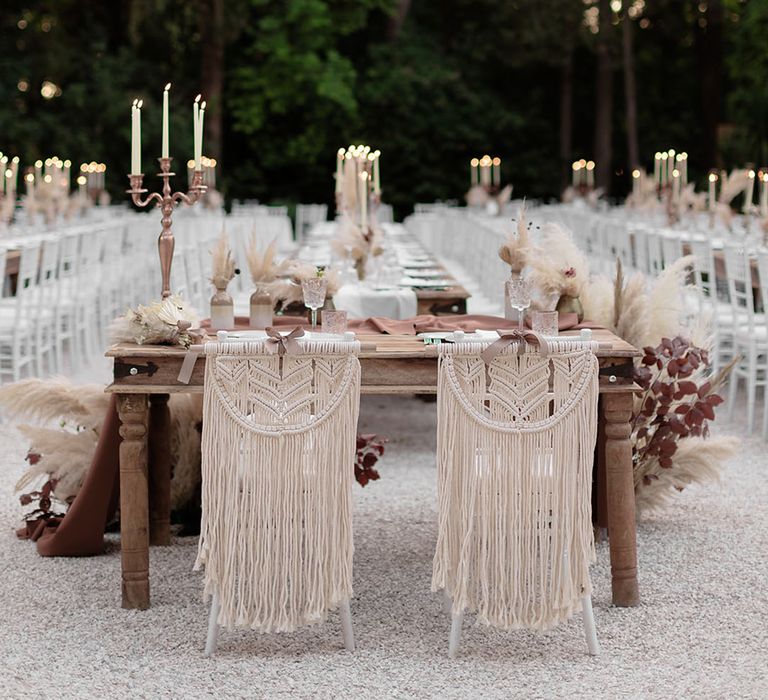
<box><xmin>506</xmin><ymin>276</ymin><xmax>532</xmax><ymax>329</ymax></box>
<box><xmin>302</xmin><ymin>277</ymin><xmax>328</xmax><ymax>330</ymax></box>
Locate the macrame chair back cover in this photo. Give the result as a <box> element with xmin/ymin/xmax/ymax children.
<box><xmin>195</xmin><ymin>339</ymin><xmax>361</xmax><ymax>633</ymax></box>
<box><xmin>433</xmin><ymin>339</ymin><xmax>599</xmax><ymax>631</ymax></box>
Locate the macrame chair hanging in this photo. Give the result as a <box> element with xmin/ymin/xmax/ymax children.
<box><xmin>432</xmin><ymin>336</ymin><xmax>601</xmax><ymax>658</ymax></box>
<box><xmin>195</xmin><ymin>339</ymin><xmax>361</xmax><ymax>655</ymax></box>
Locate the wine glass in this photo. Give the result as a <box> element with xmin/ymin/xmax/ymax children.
<box><xmin>506</xmin><ymin>277</ymin><xmax>532</xmax><ymax>329</ymax></box>
<box><xmin>301</xmin><ymin>277</ymin><xmax>328</xmax><ymax>330</ymax></box>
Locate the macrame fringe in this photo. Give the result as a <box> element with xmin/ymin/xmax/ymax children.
<box><xmin>195</xmin><ymin>340</ymin><xmax>361</xmax><ymax>633</ymax></box>
<box><xmin>433</xmin><ymin>340</ymin><xmax>599</xmax><ymax>631</ymax></box>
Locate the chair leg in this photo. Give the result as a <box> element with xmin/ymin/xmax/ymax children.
<box><xmin>581</xmin><ymin>595</ymin><xmax>600</xmax><ymax>656</ymax></box>
<box><xmin>204</xmin><ymin>593</ymin><xmax>220</xmax><ymax>657</ymax></box>
<box><xmin>448</xmin><ymin>610</ymin><xmax>464</xmax><ymax>659</ymax></box>
<box><xmin>339</xmin><ymin>599</ymin><xmax>355</xmax><ymax>652</ymax></box>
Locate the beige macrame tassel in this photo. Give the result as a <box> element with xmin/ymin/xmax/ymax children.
<box><xmin>433</xmin><ymin>339</ymin><xmax>599</xmax><ymax>631</ymax></box>
<box><xmin>195</xmin><ymin>340</ymin><xmax>361</xmax><ymax>633</ymax></box>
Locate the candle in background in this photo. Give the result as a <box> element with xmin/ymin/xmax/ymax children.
<box><xmin>10</xmin><ymin>156</ymin><xmax>19</xmax><ymax>194</ymax></box>
<box><xmin>744</xmin><ymin>169</ymin><xmax>755</xmax><ymax>214</ymax></box>
<box><xmin>162</xmin><ymin>83</ymin><xmax>171</xmax><ymax>159</ymax></box>
<box><xmin>586</xmin><ymin>160</ymin><xmax>595</xmax><ymax>188</ymax></box>
<box><xmin>632</xmin><ymin>168</ymin><xmax>640</xmax><ymax>197</ymax></box>
<box><xmin>25</xmin><ymin>172</ymin><xmax>35</xmax><ymax>199</ymax></box>
<box><xmin>193</xmin><ymin>94</ymin><xmax>201</xmax><ymax>170</ymax></box>
<box><xmin>680</xmin><ymin>152</ymin><xmax>688</xmax><ymax>186</ymax></box>
<box><xmin>77</xmin><ymin>174</ymin><xmax>86</xmax><ymax>195</ymax></box>
<box><xmin>760</xmin><ymin>171</ymin><xmax>768</xmax><ymax>217</ymax></box>
<box><xmin>336</xmin><ymin>148</ymin><xmax>345</xmax><ymax>193</ymax></box>
<box><xmin>359</xmin><ymin>171</ymin><xmax>368</xmax><ymax>230</ymax></box>
<box><xmin>373</xmin><ymin>150</ymin><xmax>381</xmax><ymax>194</ymax></box>
<box><xmin>198</xmin><ymin>101</ymin><xmax>206</xmax><ymax>169</ymax></box>
<box><xmin>470</xmin><ymin>158</ymin><xmax>479</xmax><ymax>187</ymax></box>
<box><xmin>131</xmin><ymin>99</ymin><xmax>142</xmax><ymax>175</ymax></box>
<box><xmin>571</xmin><ymin>161</ymin><xmax>579</xmax><ymax>187</ymax></box>
<box><xmin>672</xmin><ymin>168</ymin><xmax>680</xmax><ymax>203</ymax></box>
<box><xmin>708</xmin><ymin>172</ymin><xmax>717</xmax><ymax>212</ymax></box>
<box><xmin>660</xmin><ymin>152</ymin><xmax>668</xmax><ymax>187</ymax></box>
<box><xmin>653</xmin><ymin>152</ymin><xmax>661</xmax><ymax>187</ymax></box>
<box><xmin>667</xmin><ymin>149</ymin><xmax>675</xmax><ymax>184</ymax></box>
<box><xmin>492</xmin><ymin>157</ymin><xmax>501</xmax><ymax>186</ymax></box>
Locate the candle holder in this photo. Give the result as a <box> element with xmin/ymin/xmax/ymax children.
<box><xmin>127</xmin><ymin>157</ymin><xmax>206</xmax><ymax>299</ymax></box>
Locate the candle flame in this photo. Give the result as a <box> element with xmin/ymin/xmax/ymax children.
<box><xmin>12</xmin><ymin>156</ymin><xmax>19</xmax><ymax>164</ymax></box>
<box><xmin>137</xmin><ymin>99</ymin><xmax>143</xmax><ymax>109</ymax></box>
<box><xmin>164</xmin><ymin>82</ymin><xmax>171</xmax><ymax>91</ymax></box>
<box><xmin>337</xmin><ymin>148</ymin><xmax>345</xmax><ymax>157</ymax></box>
<box><xmin>572</xmin><ymin>161</ymin><xmax>580</xmax><ymax>170</ymax></box>
<box><xmin>708</xmin><ymin>173</ymin><xmax>717</xmax><ymax>182</ymax></box>
<box><xmin>200</xmin><ymin>101</ymin><xmax>206</xmax><ymax>110</ymax></box>
<box><xmin>672</xmin><ymin>169</ymin><xmax>679</xmax><ymax>178</ymax></box>
<box><xmin>492</xmin><ymin>157</ymin><xmax>501</xmax><ymax>166</ymax></box>
<box><xmin>195</xmin><ymin>94</ymin><xmax>201</xmax><ymax>103</ymax></box>
<box><xmin>668</xmin><ymin>149</ymin><xmax>675</xmax><ymax>157</ymax></box>
<box><xmin>25</xmin><ymin>173</ymin><xmax>34</xmax><ymax>182</ymax></box>
<box><xmin>43</xmin><ymin>174</ymin><xmax>52</xmax><ymax>183</ymax></box>
<box><xmin>63</xmin><ymin>159</ymin><xmax>71</xmax><ymax>167</ymax></box>
<box><xmin>360</xmin><ymin>171</ymin><xmax>369</xmax><ymax>181</ymax></box>
<box><xmin>77</xmin><ymin>175</ymin><xmax>86</xmax><ymax>185</ymax></box>
<box><xmin>471</xmin><ymin>158</ymin><xmax>479</xmax><ymax>167</ymax></box>
<box><xmin>654</xmin><ymin>152</ymin><xmax>661</xmax><ymax>159</ymax></box>
<box><xmin>35</xmin><ymin>160</ymin><xmax>42</xmax><ymax>168</ymax></box>
<box><xmin>578</xmin><ymin>158</ymin><xmax>586</xmax><ymax>167</ymax></box>
<box><xmin>586</xmin><ymin>160</ymin><xmax>595</xmax><ymax>170</ymax></box>
<box><xmin>748</xmin><ymin>169</ymin><xmax>755</xmax><ymax>179</ymax></box>
<box><xmin>632</xmin><ymin>169</ymin><xmax>640</xmax><ymax>178</ymax></box>
<box><xmin>4</xmin><ymin>169</ymin><xmax>11</xmax><ymax>178</ymax></box>
<box><xmin>132</xmin><ymin>98</ymin><xmax>138</xmax><ymax>107</ymax></box>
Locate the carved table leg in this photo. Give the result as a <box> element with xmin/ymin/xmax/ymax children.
<box><xmin>117</xmin><ymin>394</ymin><xmax>150</xmax><ymax>610</ymax></box>
<box><xmin>148</xmin><ymin>394</ymin><xmax>171</xmax><ymax>546</ymax></box>
<box><xmin>603</xmin><ymin>389</ymin><xmax>640</xmax><ymax>607</ymax></box>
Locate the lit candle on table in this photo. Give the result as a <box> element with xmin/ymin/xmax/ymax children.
<box><xmin>336</xmin><ymin>148</ymin><xmax>345</xmax><ymax>193</ymax></box>
<box><xmin>680</xmin><ymin>152</ymin><xmax>688</xmax><ymax>186</ymax></box>
<box><xmin>744</xmin><ymin>169</ymin><xmax>755</xmax><ymax>215</ymax></box>
<box><xmin>131</xmin><ymin>99</ymin><xmax>142</xmax><ymax>175</ymax></box>
<box><xmin>373</xmin><ymin>150</ymin><xmax>381</xmax><ymax>195</ymax></box>
<box><xmin>672</xmin><ymin>168</ymin><xmax>680</xmax><ymax>203</ymax></box>
<box><xmin>162</xmin><ymin>83</ymin><xmax>171</xmax><ymax>159</ymax></box>
<box><xmin>632</xmin><ymin>169</ymin><xmax>640</xmax><ymax>198</ymax></box>
<box><xmin>586</xmin><ymin>160</ymin><xmax>595</xmax><ymax>188</ymax></box>
<box><xmin>359</xmin><ymin>171</ymin><xmax>368</xmax><ymax>230</ymax></box>
<box><xmin>760</xmin><ymin>171</ymin><xmax>768</xmax><ymax>217</ymax></box>
<box><xmin>481</xmin><ymin>155</ymin><xmax>491</xmax><ymax>186</ymax></box>
<box><xmin>653</xmin><ymin>152</ymin><xmax>661</xmax><ymax>187</ymax></box>
<box><xmin>470</xmin><ymin>158</ymin><xmax>479</xmax><ymax>187</ymax></box>
<box><xmin>193</xmin><ymin>94</ymin><xmax>201</xmax><ymax>170</ymax></box>
<box><xmin>77</xmin><ymin>175</ymin><xmax>86</xmax><ymax>195</ymax></box>
<box><xmin>572</xmin><ymin>161</ymin><xmax>580</xmax><ymax>187</ymax></box>
<box><xmin>667</xmin><ymin>149</ymin><xmax>675</xmax><ymax>185</ymax></box>
<box><xmin>708</xmin><ymin>172</ymin><xmax>718</xmax><ymax>212</ymax></box>
<box><xmin>198</xmin><ymin>101</ymin><xmax>206</xmax><ymax>171</ymax></box>
<box><xmin>25</xmin><ymin>172</ymin><xmax>35</xmax><ymax>199</ymax></box>
<box><xmin>660</xmin><ymin>153</ymin><xmax>668</xmax><ymax>187</ymax></box>
<box><xmin>492</xmin><ymin>157</ymin><xmax>501</xmax><ymax>186</ymax></box>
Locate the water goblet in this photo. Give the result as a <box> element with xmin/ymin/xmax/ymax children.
<box><xmin>506</xmin><ymin>277</ymin><xmax>532</xmax><ymax>329</ymax></box>
<box><xmin>301</xmin><ymin>277</ymin><xmax>328</xmax><ymax>330</ymax></box>
<box><xmin>531</xmin><ymin>310</ymin><xmax>559</xmax><ymax>337</ymax></box>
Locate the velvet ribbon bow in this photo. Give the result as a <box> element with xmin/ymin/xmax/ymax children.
<box><xmin>480</xmin><ymin>329</ymin><xmax>549</xmax><ymax>365</ymax></box>
<box><xmin>265</xmin><ymin>326</ymin><xmax>305</xmax><ymax>355</ymax></box>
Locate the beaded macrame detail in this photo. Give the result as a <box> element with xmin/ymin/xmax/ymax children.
<box><xmin>433</xmin><ymin>340</ymin><xmax>599</xmax><ymax>631</ymax></box>
<box><xmin>195</xmin><ymin>340</ymin><xmax>361</xmax><ymax>633</ymax></box>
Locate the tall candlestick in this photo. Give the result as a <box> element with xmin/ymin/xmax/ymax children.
<box><xmin>760</xmin><ymin>172</ymin><xmax>768</xmax><ymax>218</ymax></box>
<box><xmin>359</xmin><ymin>171</ymin><xmax>368</xmax><ymax>230</ymax></box>
<box><xmin>336</xmin><ymin>147</ymin><xmax>345</xmax><ymax>193</ymax></box>
<box><xmin>373</xmin><ymin>150</ymin><xmax>381</xmax><ymax>194</ymax></box>
<box><xmin>660</xmin><ymin>153</ymin><xmax>668</xmax><ymax>187</ymax></box>
<box><xmin>193</xmin><ymin>94</ymin><xmax>201</xmax><ymax>170</ymax></box>
<box><xmin>492</xmin><ymin>157</ymin><xmax>501</xmax><ymax>186</ymax></box>
<box><xmin>680</xmin><ymin>152</ymin><xmax>688</xmax><ymax>186</ymax></box>
<box><xmin>131</xmin><ymin>99</ymin><xmax>141</xmax><ymax>175</ymax></box>
<box><xmin>653</xmin><ymin>152</ymin><xmax>661</xmax><ymax>187</ymax></box>
<box><xmin>708</xmin><ymin>172</ymin><xmax>717</xmax><ymax>212</ymax></box>
<box><xmin>471</xmin><ymin>158</ymin><xmax>479</xmax><ymax>187</ymax></box>
<box><xmin>744</xmin><ymin>169</ymin><xmax>755</xmax><ymax>215</ymax></box>
<box><xmin>198</xmin><ymin>101</ymin><xmax>206</xmax><ymax>169</ymax></box>
<box><xmin>667</xmin><ymin>149</ymin><xmax>675</xmax><ymax>185</ymax></box>
<box><xmin>586</xmin><ymin>160</ymin><xmax>595</xmax><ymax>188</ymax></box>
<box><xmin>162</xmin><ymin>83</ymin><xmax>171</xmax><ymax>158</ymax></box>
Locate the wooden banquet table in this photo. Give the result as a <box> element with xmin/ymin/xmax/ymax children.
<box><xmin>106</xmin><ymin>328</ymin><xmax>641</xmax><ymax>611</ymax></box>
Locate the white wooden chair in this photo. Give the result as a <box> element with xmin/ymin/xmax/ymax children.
<box><xmin>296</xmin><ymin>203</ymin><xmax>328</xmax><ymax>242</ymax></box>
<box><xmin>722</xmin><ymin>244</ymin><xmax>768</xmax><ymax>432</ymax></box>
<box><xmin>433</xmin><ymin>336</ymin><xmax>600</xmax><ymax>658</ymax></box>
<box><xmin>197</xmin><ymin>337</ymin><xmax>361</xmax><ymax>656</ymax></box>
<box><xmin>753</xmin><ymin>250</ymin><xmax>768</xmax><ymax>438</ymax></box>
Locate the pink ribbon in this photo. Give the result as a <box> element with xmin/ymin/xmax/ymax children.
<box><xmin>265</xmin><ymin>326</ymin><xmax>305</xmax><ymax>356</ymax></box>
<box><xmin>480</xmin><ymin>329</ymin><xmax>549</xmax><ymax>365</ymax></box>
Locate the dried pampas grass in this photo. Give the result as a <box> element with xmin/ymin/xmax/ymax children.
<box><xmin>634</xmin><ymin>436</ymin><xmax>738</xmax><ymax>513</ymax></box>
<box><xmin>109</xmin><ymin>295</ymin><xmax>201</xmax><ymax>348</ymax></box>
<box><xmin>527</xmin><ymin>222</ymin><xmax>590</xmax><ymax>298</ymax></box>
<box><xmin>209</xmin><ymin>230</ymin><xmax>237</xmax><ymax>290</ymax></box>
<box><xmin>498</xmin><ymin>205</ymin><xmax>530</xmax><ymax>272</ymax></box>
<box><xmin>580</xmin><ymin>273</ymin><xmax>614</xmax><ymax>328</ymax></box>
<box><xmin>246</xmin><ymin>234</ymin><xmax>278</xmax><ymax>285</ymax></box>
<box><xmin>645</xmin><ymin>255</ymin><xmax>696</xmax><ymax>346</ymax></box>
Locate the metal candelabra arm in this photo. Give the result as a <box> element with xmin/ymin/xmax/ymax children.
<box><xmin>126</xmin><ymin>157</ymin><xmax>207</xmax><ymax>299</ymax></box>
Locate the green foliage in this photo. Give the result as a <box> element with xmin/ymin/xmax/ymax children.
<box><xmin>0</xmin><ymin>0</ymin><xmax>766</xmax><ymax>210</ymax></box>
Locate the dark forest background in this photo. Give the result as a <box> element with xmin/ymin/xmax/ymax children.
<box><xmin>1</xmin><ymin>0</ymin><xmax>766</xmax><ymax>215</ymax></box>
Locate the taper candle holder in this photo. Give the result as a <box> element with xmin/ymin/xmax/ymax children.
<box><xmin>127</xmin><ymin>157</ymin><xmax>206</xmax><ymax>299</ymax></box>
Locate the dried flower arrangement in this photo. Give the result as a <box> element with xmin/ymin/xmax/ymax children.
<box><xmin>580</xmin><ymin>258</ymin><xmax>736</xmax><ymax>512</ymax></box>
<box><xmin>246</xmin><ymin>235</ymin><xmax>279</xmax><ymax>289</ymax></box>
<box><xmin>210</xmin><ymin>230</ymin><xmax>237</xmax><ymax>291</ymax></box>
<box><xmin>527</xmin><ymin>223</ymin><xmax>590</xmax><ymax>301</ymax></box>
<box><xmin>109</xmin><ymin>295</ymin><xmax>203</xmax><ymax>348</ymax></box>
<box><xmin>355</xmin><ymin>433</ymin><xmax>386</xmax><ymax>486</ymax></box>
<box><xmin>0</xmin><ymin>379</ymin><xmax>204</xmax><ymax>529</ymax></box>
<box><xmin>498</xmin><ymin>205</ymin><xmax>531</xmax><ymax>274</ymax></box>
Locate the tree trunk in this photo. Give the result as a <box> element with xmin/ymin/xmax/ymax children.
<box><xmin>622</xmin><ymin>9</ymin><xmax>639</xmax><ymax>171</ymax></box>
<box><xmin>594</xmin><ymin>0</ymin><xmax>613</xmax><ymax>194</ymax></box>
<box><xmin>387</xmin><ymin>0</ymin><xmax>412</xmax><ymax>41</ymax></box>
<box><xmin>560</xmin><ymin>47</ymin><xmax>574</xmax><ymax>194</ymax></box>
<box><xmin>199</xmin><ymin>0</ymin><xmax>225</xmax><ymax>163</ymax></box>
<box><xmin>696</xmin><ymin>0</ymin><xmax>724</xmax><ymax>168</ymax></box>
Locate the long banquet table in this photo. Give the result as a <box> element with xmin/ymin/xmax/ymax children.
<box><xmin>106</xmin><ymin>326</ymin><xmax>641</xmax><ymax>612</ymax></box>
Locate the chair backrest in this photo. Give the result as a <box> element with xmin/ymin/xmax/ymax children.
<box><xmin>687</xmin><ymin>236</ymin><xmax>717</xmax><ymax>302</ymax></box>
<box><xmin>659</xmin><ymin>230</ymin><xmax>684</xmax><ymax>269</ymax></box>
<box><xmin>754</xmin><ymin>250</ymin><xmax>768</xmax><ymax>315</ymax></box>
<box><xmin>196</xmin><ymin>339</ymin><xmax>361</xmax><ymax>633</ymax></box>
<box><xmin>433</xmin><ymin>339</ymin><xmax>599</xmax><ymax>631</ymax></box>
<box><xmin>722</xmin><ymin>244</ymin><xmax>756</xmax><ymax>331</ymax></box>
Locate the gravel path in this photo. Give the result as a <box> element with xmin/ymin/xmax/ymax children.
<box><xmin>1</xmin><ymin>392</ymin><xmax>766</xmax><ymax>699</ymax></box>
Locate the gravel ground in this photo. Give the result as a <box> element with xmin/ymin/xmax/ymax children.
<box><xmin>0</xmin><ymin>389</ymin><xmax>766</xmax><ymax>700</ymax></box>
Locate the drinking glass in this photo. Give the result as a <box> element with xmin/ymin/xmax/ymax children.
<box><xmin>506</xmin><ymin>277</ymin><xmax>532</xmax><ymax>329</ymax></box>
<box><xmin>301</xmin><ymin>277</ymin><xmax>328</xmax><ymax>330</ymax></box>
<box><xmin>531</xmin><ymin>310</ymin><xmax>559</xmax><ymax>337</ymax></box>
<box><xmin>322</xmin><ymin>310</ymin><xmax>348</xmax><ymax>336</ymax></box>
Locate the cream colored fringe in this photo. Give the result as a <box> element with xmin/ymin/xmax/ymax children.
<box><xmin>433</xmin><ymin>340</ymin><xmax>599</xmax><ymax>631</ymax></box>
<box><xmin>195</xmin><ymin>340</ymin><xmax>361</xmax><ymax>633</ymax></box>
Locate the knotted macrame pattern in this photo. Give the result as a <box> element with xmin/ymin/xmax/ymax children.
<box><xmin>195</xmin><ymin>340</ymin><xmax>361</xmax><ymax>633</ymax></box>
<box><xmin>433</xmin><ymin>339</ymin><xmax>599</xmax><ymax>631</ymax></box>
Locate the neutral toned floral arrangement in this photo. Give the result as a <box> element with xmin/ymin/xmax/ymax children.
<box><xmin>330</xmin><ymin>213</ymin><xmax>383</xmax><ymax>267</ymax></box>
<box><xmin>498</xmin><ymin>205</ymin><xmax>531</xmax><ymax>274</ymax></box>
<box><xmin>527</xmin><ymin>222</ymin><xmax>590</xmax><ymax>302</ymax></box>
<box><xmin>109</xmin><ymin>295</ymin><xmax>203</xmax><ymax>348</ymax></box>
<box><xmin>209</xmin><ymin>230</ymin><xmax>237</xmax><ymax>291</ymax></box>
